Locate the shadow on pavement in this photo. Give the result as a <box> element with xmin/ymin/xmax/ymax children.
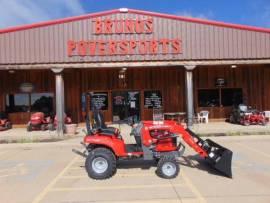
<box><xmin>180</xmin><ymin>155</ymin><xmax>228</xmax><ymax>178</ymax></box>
<box><xmin>117</xmin><ymin>159</ymin><xmax>155</xmax><ymax>170</ymax></box>
<box><xmin>76</xmin><ymin>155</ymin><xmax>229</xmax><ymax>178</ymax></box>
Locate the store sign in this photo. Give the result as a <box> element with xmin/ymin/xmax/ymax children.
<box><xmin>93</xmin><ymin>18</ymin><xmax>154</xmax><ymax>34</ymax></box>
<box><xmin>19</xmin><ymin>83</ymin><xmax>34</xmax><ymax>93</ymax></box>
<box><xmin>67</xmin><ymin>17</ymin><xmax>182</xmax><ymax>57</ymax></box>
<box><xmin>215</xmin><ymin>78</ymin><xmax>226</xmax><ymax>87</ymax></box>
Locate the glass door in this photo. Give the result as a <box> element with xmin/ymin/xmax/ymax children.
<box><xmin>112</xmin><ymin>91</ymin><xmax>140</xmax><ymax>122</ymax></box>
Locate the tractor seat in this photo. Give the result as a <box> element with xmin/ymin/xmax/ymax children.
<box><xmin>93</xmin><ymin>110</ymin><xmax>119</xmax><ymax>136</ymax></box>
<box><xmin>99</xmin><ymin>127</ymin><xmax>119</xmax><ymax>136</ymax></box>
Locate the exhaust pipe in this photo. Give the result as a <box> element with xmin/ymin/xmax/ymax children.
<box><xmin>204</xmin><ymin>139</ymin><xmax>233</xmax><ymax>178</ymax></box>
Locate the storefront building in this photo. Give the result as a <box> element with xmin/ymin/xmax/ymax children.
<box><xmin>0</xmin><ymin>8</ymin><xmax>270</xmax><ymax>132</ymax></box>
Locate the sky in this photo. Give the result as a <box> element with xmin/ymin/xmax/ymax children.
<box><xmin>0</xmin><ymin>0</ymin><xmax>269</xmax><ymax>29</ymax></box>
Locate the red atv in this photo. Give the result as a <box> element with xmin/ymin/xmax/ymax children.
<box><xmin>26</xmin><ymin>112</ymin><xmax>52</xmax><ymax>131</ymax></box>
<box><xmin>48</xmin><ymin>113</ymin><xmax>72</xmax><ymax>131</ymax></box>
<box><xmin>73</xmin><ymin>111</ymin><xmax>233</xmax><ymax>180</ymax></box>
<box><xmin>230</xmin><ymin>104</ymin><xmax>267</xmax><ymax>126</ymax></box>
<box><xmin>241</xmin><ymin>111</ymin><xmax>267</xmax><ymax>126</ymax></box>
<box><xmin>0</xmin><ymin>112</ymin><xmax>12</xmax><ymax>131</ymax></box>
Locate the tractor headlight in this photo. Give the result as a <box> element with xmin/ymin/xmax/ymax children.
<box><xmin>209</xmin><ymin>152</ymin><xmax>215</xmax><ymax>158</ymax></box>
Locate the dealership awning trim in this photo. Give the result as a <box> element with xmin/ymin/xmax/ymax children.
<box><xmin>1</xmin><ymin>8</ymin><xmax>270</xmax><ymax>34</ymax></box>
<box><xmin>1</xmin><ymin>59</ymin><xmax>270</xmax><ymax>70</ymax></box>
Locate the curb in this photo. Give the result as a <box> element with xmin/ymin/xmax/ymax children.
<box><xmin>0</xmin><ymin>135</ymin><xmax>82</xmax><ymax>144</ymax></box>
<box><xmin>195</xmin><ymin>131</ymin><xmax>270</xmax><ymax>137</ymax></box>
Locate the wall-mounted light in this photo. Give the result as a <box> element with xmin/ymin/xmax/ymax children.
<box><xmin>8</xmin><ymin>70</ymin><xmax>15</xmax><ymax>74</ymax></box>
<box><xmin>118</xmin><ymin>68</ymin><xmax>127</xmax><ymax>88</ymax></box>
<box><xmin>118</xmin><ymin>69</ymin><xmax>126</xmax><ymax>79</ymax></box>
<box><xmin>231</xmin><ymin>65</ymin><xmax>237</xmax><ymax>69</ymax></box>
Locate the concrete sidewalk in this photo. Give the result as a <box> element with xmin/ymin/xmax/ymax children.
<box><xmin>0</xmin><ymin>123</ymin><xmax>136</xmax><ymax>144</ymax></box>
<box><xmin>0</xmin><ymin>127</ymin><xmax>83</xmax><ymax>144</ymax></box>
<box><xmin>191</xmin><ymin>122</ymin><xmax>270</xmax><ymax>136</ymax></box>
<box><xmin>0</xmin><ymin>122</ymin><xmax>269</xmax><ymax>144</ymax></box>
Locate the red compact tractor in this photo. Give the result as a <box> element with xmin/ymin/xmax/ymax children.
<box><xmin>73</xmin><ymin>110</ymin><xmax>233</xmax><ymax>180</ymax></box>
<box><xmin>26</xmin><ymin>112</ymin><xmax>52</xmax><ymax>131</ymax></box>
<box><xmin>0</xmin><ymin>112</ymin><xmax>12</xmax><ymax>131</ymax></box>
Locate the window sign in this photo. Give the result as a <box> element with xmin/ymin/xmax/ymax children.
<box><xmin>81</xmin><ymin>93</ymin><xmax>86</xmax><ymax>112</ymax></box>
<box><xmin>144</xmin><ymin>90</ymin><xmax>162</xmax><ymax>109</ymax></box>
<box><xmin>90</xmin><ymin>92</ymin><xmax>108</xmax><ymax>110</ymax></box>
<box><xmin>215</xmin><ymin>78</ymin><xmax>226</xmax><ymax>87</ymax></box>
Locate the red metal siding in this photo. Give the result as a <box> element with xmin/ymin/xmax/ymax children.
<box><xmin>0</xmin><ymin>11</ymin><xmax>270</xmax><ymax>66</ymax></box>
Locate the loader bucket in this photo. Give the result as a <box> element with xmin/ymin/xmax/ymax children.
<box><xmin>204</xmin><ymin>139</ymin><xmax>233</xmax><ymax>178</ymax></box>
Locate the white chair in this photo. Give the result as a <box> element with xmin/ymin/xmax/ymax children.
<box><xmin>197</xmin><ymin>111</ymin><xmax>209</xmax><ymax>123</ymax></box>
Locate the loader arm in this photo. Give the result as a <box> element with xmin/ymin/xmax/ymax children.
<box><xmin>170</xmin><ymin>122</ymin><xmax>233</xmax><ymax>178</ymax></box>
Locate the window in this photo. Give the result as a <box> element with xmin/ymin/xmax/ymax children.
<box><xmin>6</xmin><ymin>94</ymin><xmax>29</xmax><ymax>113</ymax></box>
<box><xmin>6</xmin><ymin>93</ymin><xmax>54</xmax><ymax>114</ymax></box>
<box><xmin>221</xmin><ymin>88</ymin><xmax>243</xmax><ymax>107</ymax></box>
<box><xmin>31</xmin><ymin>93</ymin><xmax>54</xmax><ymax>114</ymax></box>
<box><xmin>198</xmin><ymin>89</ymin><xmax>219</xmax><ymax>107</ymax></box>
<box><xmin>198</xmin><ymin>88</ymin><xmax>243</xmax><ymax>107</ymax></box>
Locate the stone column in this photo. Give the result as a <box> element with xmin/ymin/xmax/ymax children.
<box><xmin>51</xmin><ymin>68</ymin><xmax>64</xmax><ymax>136</ymax></box>
<box><xmin>184</xmin><ymin>65</ymin><xmax>196</xmax><ymax>128</ymax></box>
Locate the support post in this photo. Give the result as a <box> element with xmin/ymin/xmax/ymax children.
<box><xmin>52</xmin><ymin>68</ymin><xmax>64</xmax><ymax>136</ymax></box>
<box><xmin>184</xmin><ymin>65</ymin><xmax>196</xmax><ymax>129</ymax></box>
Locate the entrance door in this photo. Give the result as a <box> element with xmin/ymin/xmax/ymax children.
<box><xmin>112</xmin><ymin>91</ymin><xmax>140</xmax><ymax>122</ymax></box>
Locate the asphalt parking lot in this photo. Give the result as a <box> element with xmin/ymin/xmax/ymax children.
<box><xmin>0</xmin><ymin>135</ymin><xmax>270</xmax><ymax>203</ymax></box>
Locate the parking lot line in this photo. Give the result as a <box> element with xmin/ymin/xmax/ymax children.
<box><xmin>68</xmin><ymin>167</ymin><xmax>84</xmax><ymax>170</ymax></box>
<box><xmin>235</xmin><ymin>143</ymin><xmax>270</xmax><ymax>158</ymax></box>
<box><xmin>0</xmin><ymin>173</ymin><xmax>17</xmax><ymax>178</ymax></box>
<box><xmin>32</xmin><ymin>156</ymin><xmax>79</xmax><ymax>203</ymax></box>
<box><xmin>50</xmin><ymin>183</ymin><xmax>184</xmax><ymax>192</ymax></box>
<box><xmin>181</xmin><ymin>169</ymin><xmax>207</xmax><ymax>203</ymax></box>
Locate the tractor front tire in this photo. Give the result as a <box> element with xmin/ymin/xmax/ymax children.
<box><xmin>85</xmin><ymin>147</ymin><xmax>116</xmax><ymax>180</ymax></box>
<box><xmin>156</xmin><ymin>156</ymin><xmax>179</xmax><ymax>179</ymax></box>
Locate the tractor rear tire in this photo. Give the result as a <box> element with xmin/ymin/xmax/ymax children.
<box><xmin>156</xmin><ymin>156</ymin><xmax>179</xmax><ymax>179</ymax></box>
<box><xmin>85</xmin><ymin>147</ymin><xmax>116</xmax><ymax>180</ymax></box>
